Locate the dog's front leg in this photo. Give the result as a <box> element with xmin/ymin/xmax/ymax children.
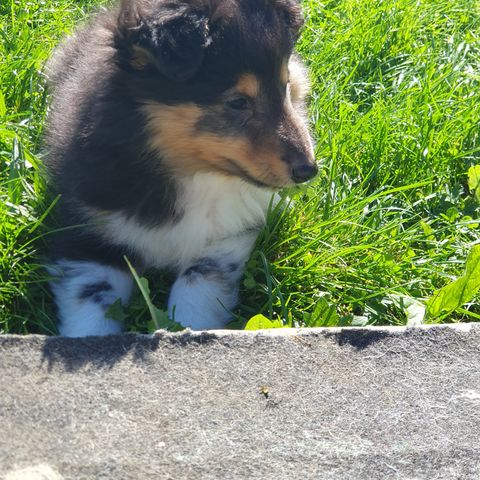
<box><xmin>168</xmin><ymin>232</ymin><xmax>258</xmax><ymax>330</ymax></box>
<box><xmin>49</xmin><ymin>260</ymin><xmax>133</xmax><ymax>337</ymax></box>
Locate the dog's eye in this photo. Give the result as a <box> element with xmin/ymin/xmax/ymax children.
<box><xmin>225</xmin><ymin>97</ymin><xmax>250</xmax><ymax>110</ymax></box>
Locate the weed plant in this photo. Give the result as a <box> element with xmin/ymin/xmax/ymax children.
<box><xmin>1</xmin><ymin>0</ymin><xmax>479</xmax><ymax>333</ymax></box>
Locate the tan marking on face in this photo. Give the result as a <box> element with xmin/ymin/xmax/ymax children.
<box><xmin>142</xmin><ymin>102</ymin><xmax>294</xmax><ymax>187</ymax></box>
<box><xmin>280</xmin><ymin>59</ymin><xmax>290</xmax><ymax>87</ymax></box>
<box><xmin>234</xmin><ymin>74</ymin><xmax>260</xmax><ymax>98</ymax></box>
<box><xmin>130</xmin><ymin>46</ymin><xmax>152</xmax><ymax>70</ymax></box>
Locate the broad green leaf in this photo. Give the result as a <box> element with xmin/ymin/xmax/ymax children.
<box><xmin>124</xmin><ymin>257</ymin><xmax>183</xmax><ymax>332</ymax></box>
<box><xmin>243</xmin><ymin>276</ymin><xmax>257</xmax><ymax>289</ymax></box>
<box><xmin>389</xmin><ymin>294</ymin><xmax>425</xmax><ymax>326</ymax></box>
<box><xmin>427</xmin><ymin>244</ymin><xmax>480</xmax><ymax>319</ymax></box>
<box><xmin>351</xmin><ymin>315</ymin><xmax>369</xmax><ymax>327</ymax></box>
<box><xmin>244</xmin><ymin>314</ymin><xmax>284</xmax><ymax>330</ymax></box>
<box><xmin>105</xmin><ymin>298</ymin><xmax>128</xmax><ymax>322</ymax></box>
<box><xmin>468</xmin><ymin>165</ymin><xmax>480</xmax><ymax>202</ymax></box>
<box><xmin>137</xmin><ymin>276</ymin><xmax>151</xmax><ymax>298</ymax></box>
<box><xmin>151</xmin><ymin>304</ymin><xmax>184</xmax><ymax>332</ymax></box>
<box><xmin>420</xmin><ymin>220</ymin><xmax>435</xmax><ymax>241</ymax></box>
<box><xmin>305</xmin><ymin>296</ymin><xmax>339</xmax><ymax>327</ymax></box>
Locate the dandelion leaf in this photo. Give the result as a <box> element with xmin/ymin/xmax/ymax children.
<box><xmin>427</xmin><ymin>244</ymin><xmax>480</xmax><ymax>318</ymax></box>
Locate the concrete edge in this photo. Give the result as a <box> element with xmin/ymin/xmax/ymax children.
<box><xmin>1</xmin><ymin>322</ymin><xmax>476</xmax><ymax>342</ymax></box>
<box><xmin>154</xmin><ymin>322</ymin><xmax>476</xmax><ymax>338</ymax></box>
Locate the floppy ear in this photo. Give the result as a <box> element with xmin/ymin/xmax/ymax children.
<box><xmin>138</xmin><ymin>12</ymin><xmax>210</xmax><ymax>81</ymax></box>
<box><xmin>280</xmin><ymin>1</ymin><xmax>304</xmax><ymax>39</ymax></box>
<box><xmin>119</xmin><ymin>3</ymin><xmax>210</xmax><ymax>81</ymax></box>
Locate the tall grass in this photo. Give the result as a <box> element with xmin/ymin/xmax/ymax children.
<box><xmin>0</xmin><ymin>0</ymin><xmax>103</xmax><ymax>333</ymax></box>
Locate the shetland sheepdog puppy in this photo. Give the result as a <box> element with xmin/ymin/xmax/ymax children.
<box><xmin>45</xmin><ymin>0</ymin><xmax>317</xmax><ymax>337</ymax></box>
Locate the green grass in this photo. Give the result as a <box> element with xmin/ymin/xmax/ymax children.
<box><xmin>1</xmin><ymin>0</ymin><xmax>480</xmax><ymax>334</ymax></box>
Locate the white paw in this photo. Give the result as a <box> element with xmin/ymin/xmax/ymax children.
<box><xmin>168</xmin><ymin>273</ymin><xmax>237</xmax><ymax>330</ymax></box>
<box><xmin>49</xmin><ymin>260</ymin><xmax>133</xmax><ymax>337</ymax></box>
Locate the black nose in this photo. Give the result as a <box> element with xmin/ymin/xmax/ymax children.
<box><xmin>291</xmin><ymin>163</ymin><xmax>318</xmax><ymax>183</ymax></box>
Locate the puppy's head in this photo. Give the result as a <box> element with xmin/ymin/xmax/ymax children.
<box><xmin>116</xmin><ymin>0</ymin><xmax>317</xmax><ymax>187</ymax></box>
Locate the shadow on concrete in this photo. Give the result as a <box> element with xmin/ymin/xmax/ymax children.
<box><xmin>38</xmin><ymin>327</ymin><xmax>397</xmax><ymax>372</ymax></box>
<box><xmin>40</xmin><ymin>334</ymin><xmax>159</xmax><ymax>372</ymax></box>
<box><xmin>40</xmin><ymin>330</ymin><xmax>222</xmax><ymax>372</ymax></box>
<box><xmin>329</xmin><ymin>329</ymin><xmax>391</xmax><ymax>350</ymax></box>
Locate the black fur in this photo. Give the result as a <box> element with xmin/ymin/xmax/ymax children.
<box><xmin>44</xmin><ymin>0</ymin><xmax>306</xmax><ymax>265</ymax></box>
<box><xmin>78</xmin><ymin>282</ymin><xmax>112</xmax><ymax>303</ymax></box>
<box><xmin>183</xmin><ymin>258</ymin><xmax>220</xmax><ymax>276</ymax></box>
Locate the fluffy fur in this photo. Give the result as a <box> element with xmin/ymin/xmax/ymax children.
<box><xmin>45</xmin><ymin>0</ymin><xmax>317</xmax><ymax>336</ymax></box>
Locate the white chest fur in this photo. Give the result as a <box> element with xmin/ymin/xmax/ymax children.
<box><xmin>100</xmin><ymin>173</ymin><xmax>275</xmax><ymax>271</ymax></box>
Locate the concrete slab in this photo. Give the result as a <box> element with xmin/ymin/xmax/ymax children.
<box><xmin>1</xmin><ymin>324</ymin><xmax>480</xmax><ymax>479</ymax></box>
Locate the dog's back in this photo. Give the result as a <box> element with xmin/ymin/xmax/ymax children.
<box><xmin>45</xmin><ymin>0</ymin><xmax>317</xmax><ymax>337</ymax></box>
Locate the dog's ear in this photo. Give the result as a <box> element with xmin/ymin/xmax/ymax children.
<box><xmin>280</xmin><ymin>1</ymin><xmax>304</xmax><ymax>39</ymax></box>
<box><xmin>118</xmin><ymin>2</ymin><xmax>211</xmax><ymax>81</ymax></box>
<box><xmin>137</xmin><ymin>11</ymin><xmax>210</xmax><ymax>81</ymax></box>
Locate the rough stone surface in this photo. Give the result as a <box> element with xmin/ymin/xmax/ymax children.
<box><xmin>1</xmin><ymin>324</ymin><xmax>480</xmax><ymax>479</ymax></box>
